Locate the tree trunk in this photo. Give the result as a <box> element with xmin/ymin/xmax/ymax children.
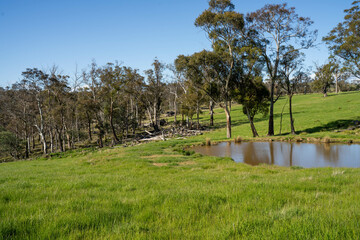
<box><xmin>86</xmin><ymin>112</ymin><xmax>92</xmax><ymax>141</ymax></box>
<box><xmin>174</xmin><ymin>98</ymin><xmax>177</xmax><ymax>125</ymax></box>
<box><xmin>97</xmin><ymin>116</ymin><xmax>104</xmax><ymax>148</ymax></box>
<box><xmin>25</xmin><ymin>136</ymin><xmax>30</xmax><ymax>159</ymax></box>
<box><xmin>279</xmin><ymin>99</ymin><xmax>288</xmax><ymax>135</ymax></box>
<box><xmin>196</xmin><ymin>100</ymin><xmax>200</xmax><ymax>130</ymax></box>
<box><xmin>245</xmin><ymin>107</ymin><xmax>258</xmax><ymax>137</ymax></box>
<box><xmin>49</xmin><ymin>129</ymin><xmax>54</xmax><ymax>153</ymax></box>
<box><xmin>268</xmin><ymin>81</ymin><xmax>275</xmax><ymax>136</ymax></box>
<box><xmin>76</xmin><ymin>111</ymin><xmax>80</xmax><ymax>142</ymax></box>
<box><xmin>209</xmin><ymin>100</ymin><xmax>214</xmax><ymax>127</ymax></box>
<box><xmin>289</xmin><ymin>95</ymin><xmax>296</xmax><ymax>135</ymax></box>
<box><xmin>32</xmin><ymin>133</ymin><xmax>35</xmax><ymax>149</ymax></box>
<box><xmin>323</xmin><ymin>87</ymin><xmax>327</xmax><ymax>97</ymax></box>
<box><xmin>98</xmin><ymin>134</ymin><xmax>103</xmax><ymax>148</ymax></box>
<box><xmin>153</xmin><ymin>103</ymin><xmax>160</xmax><ymax>132</ymax></box>
<box><xmin>335</xmin><ymin>76</ymin><xmax>338</xmax><ymax>94</ymax></box>
<box><xmin>40</xmin><ymin>132</ymin><xmax>47</xmax><ymax>155</ymax></box>
<box><xmin>109</xmin><ymin>100</ymin><xmax>120</xmax><ymax>143</ymax></box>
<box><xmin>36</xmin><ymin>98</ymin><xmax>47</xmax><ymax>154</ymax></box>
<box><xmin>57</xmin><ymin>128</ymin><xmax>64</xmax><ymax>152</ymax></box>
<box><xmin>66</xmin><ymin>132</ymin><xmax>71</xmax><ymax>149</ymax></box>
<box><xmin>224</xmin><ymin>103</ymin><xmax>231</xmax><ymax>138</ymax></box>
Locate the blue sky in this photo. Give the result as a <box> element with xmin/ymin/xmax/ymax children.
<box><xmin>0</xmin><ymin>0</ymin><xmax>353</xmax><ymax>87</ymax></box>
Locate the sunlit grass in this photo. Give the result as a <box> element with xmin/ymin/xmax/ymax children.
<box><xmin>1</xmin><ymin>92</ymin><xmax>360</xmax><ymax>239</ymax></box>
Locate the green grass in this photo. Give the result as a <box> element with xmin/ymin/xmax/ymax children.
<box><xmin>188</xmin><ymin>91</ymin><xmax>360</xmax><ymax>142</ymax></box>
<box><xmin>1</xmin><ymin>92</ymin><xmax>360</xmax><ymax>239</ymax></box>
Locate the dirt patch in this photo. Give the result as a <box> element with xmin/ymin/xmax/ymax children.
<box><xmin>178</xmin><ymin>161</ymin><xmax>196</xmax><ymax>166</ymax></box>
<box><xmin>141</xmin><ymin>154</ymin><xmax>183</xmax><ymax>159</ymax></box>
<box><xmin>152</xmin><ymin>163</ymin><xmax>168</xmax><ymax>167</ymax></box>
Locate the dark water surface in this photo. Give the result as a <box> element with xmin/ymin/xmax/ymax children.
<box><xmin>192</xmin><ymin>142</ymin><xmax>360</xmax><ymax>168</ymax></box>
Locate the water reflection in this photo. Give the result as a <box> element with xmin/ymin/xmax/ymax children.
<box><xmin>192</xmin><ymin>142</ymin><xmax>360</xmax><ymax>168</ymax></box>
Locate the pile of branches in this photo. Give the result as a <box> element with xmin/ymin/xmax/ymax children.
<box><xmin>137</xmin><ymin>126</ymin><xmax>204</xmax><ymax>142</ymax></box>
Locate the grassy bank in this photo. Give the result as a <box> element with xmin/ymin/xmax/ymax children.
<box><xmin>190</xmin><ymin>91</ymin><xmax>360</xmax><ymax>142</ymax></box>
<box><xmin>1</xmin><ymin>92</ymin><xmax>360</xmax><ymax>239</ymax></box>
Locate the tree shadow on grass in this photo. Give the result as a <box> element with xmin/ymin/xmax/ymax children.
<box><xmin>205</xmin><ymin>112</ymin><xmax>286</xmax><ymax>130</ymax></box>
<box><xmin>300</xmin><ymin>119</ymin><xmax>359</xmax><ymax>134</ymax></box>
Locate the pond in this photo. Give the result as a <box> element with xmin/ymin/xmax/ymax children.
<box><xmin>192</xmin><ymin>141</ymin><xmax>360</xmax><ymax>168</ymax></box>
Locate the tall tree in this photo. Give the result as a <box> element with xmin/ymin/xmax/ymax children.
<box><xmin>248</xmin><ymin>3</ymin><xmax>317</xmax><ymax>136</ymax></box>
<box><xmin>195</xmin><ymin>0</ymin><xmax>244</xmax><ymax>138</ymax></box>
<box><xmin>21</xmin><ymin>68</ymin><xmax>49</xmax><ymax>154</ymax></box>
<box><xmin>278</xmin><ymin>47</ymin><xmax>305</xmax><ymax>135</ymax></box>
<box><xmin>144</xmin><ymin>59</ymin><xmax>166</xmax><ymax>132</ymax></box>
<box><xmin>328</xmin><ymin>58</ymin><xmax>350</xmax><ymax>94</ymax></box>
<box><xmin>99</xmin><ymin>62</ymin><xmax>124</xmax><ymax>144</ymax></box>
<box><xmin>311</xmin><ymin>63</ymin><xmax>334</xmax><ymax>97</ymax></box>
<box><xmin>324</xmin><ymin>1</ymin><xmax>360</xmax><ymax>78</ymax></box>
<box><xmin>83</xmin><ymin>62</ymin><xmax>105</xmax><ymax>148</ymax></box>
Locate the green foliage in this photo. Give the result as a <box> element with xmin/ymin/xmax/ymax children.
<box><xmin>311</xmin><ymin>63</ymin><xmax>335</xmax><ymax>96</ymax></box>
<box><xmin>324</xmin><ymin>1</ymin><xmax>360</xmax><ymax>78</ymax></box>
<box><xmin>0</xmin><ymin>131</ymin><xmax>23</xmax><ymax>159</ymax></box>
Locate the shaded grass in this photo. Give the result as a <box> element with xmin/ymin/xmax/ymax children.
<box><xmin>1</xmin><ymin>92</ymin><xmax>360</xmax><ymax>239</ymax></box>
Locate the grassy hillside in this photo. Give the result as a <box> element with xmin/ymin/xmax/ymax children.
<box><xmin>191</xmin><ymin>91</ymin><xmax>360</xmax><ymax>142</ymax></box>
<box><xmin>1</xmin><ymin>92</ymin><xmax>360</xmax><ymax>239</ymax></box>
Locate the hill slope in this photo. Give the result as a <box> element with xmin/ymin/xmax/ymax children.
<box><xmin>1</xmin><ymin>92</ymin><xmax>360</xmax><ymax>239</ymax></box>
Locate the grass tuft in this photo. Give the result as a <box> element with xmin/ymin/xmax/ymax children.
<box><xmin>234</xmin><ymin>136</ymin><xmax>242</xmax><ymax>143</ymax></box>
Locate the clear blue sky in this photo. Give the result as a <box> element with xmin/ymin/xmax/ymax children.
<box><xmin>0</xmin><ymin>0</ymin><xmax>353</xmax><ymax>87</ymax></box>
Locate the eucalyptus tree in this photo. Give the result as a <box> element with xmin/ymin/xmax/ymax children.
<box><xmin>77</xmin><ymin>89</ymin><xmax>94</xmax><ymax>141</ymax></box>
<box><xmin>21</xmin><ymin>68</ymin><xmax>49</xmax><ymax>154</ymax></box>
<box><xmin>311</xmin><ymin>63</ymin><xmax>334</xmax><ymax>97</ymax></box>
<box><xmin>175</xmin><ymin>51</ymin><xmax>223</xmax><ymax>129</ymax></box>
<box><xmin>5</xmin><ymin>82</ymin><xmax>35</xmax><ymax>158</ymax></box>
<box><xmin>278</xmin><ymin>47</ymin><xmax>305</xmax><ymax>135</ymax></box>
<box><xmin>46</xmin><ymin>71</ymin><xmax>71</xmax><ymax>152</ymax></box>
<box><xmin>122</xmin><ymin>66</ymin><xmax>146</xmax><ymax>133</ymax></box>
<box><xmin>144</xmin><ymin>59</ymin><xmax>166</xmax><ymax>132</ymax></box>
<box><xmin>324</xmin><ymin>1</ymin><xmax>360</xmax><ymax>78</ymax></box>
<box><xmin>82</xmin><ymin>62</ymin><xmax>105</xmax><ymax>148</ymax></box>
<box><xmin>195</xmin><ymin>0</ymin><xmax>244</xmax><ymax>138</ymax></box>
<box><xmin>231</xmin><ymin>41</ymin><xmax>269</xmax><ymax>137</ymax></box>
<box><xmin>328</xmin><ymin>58</ymin><xmax>350</xmax><ymax>94</ymax></box>
<box><xmin>168</xmin><ymin>64</ymin><xmax>186</xmax><ymax>125</ymax></box>
<box><xmin>233</xmin><ymin>78</ymin><xmax>269</xmax><ymax>137</ymax></box>
<box><xmin>248</xmin><ymin>3</ymin><xmax>317</xmax><ymax>136</ymax></box>
<box><xmin>98</xmin><ymin>62</ymin><xmax>124</xmax><ymax>144</ymax></box>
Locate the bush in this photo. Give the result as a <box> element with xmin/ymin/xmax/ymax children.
<box><xmin>0</xmin><ymin>131</ymin><xmax>23</xmax><ymax>159</ymax></box>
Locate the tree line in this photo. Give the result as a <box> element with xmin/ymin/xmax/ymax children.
<box><xmin>1</xmin><ymin>0</ymin><xmax>360</xmax><ymax>160</ymax></box>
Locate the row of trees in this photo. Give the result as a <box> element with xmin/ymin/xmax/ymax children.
<box><xmin>0</xmin><ymin>60</ymin><xmax>166</xmax><ymax>158</ymax></box>
<box><xmin>1</xmin><ymin>0</ymin><xmax>360</xmax><ymax>159</ymax></box>
<box><xmin>175</xmin><ymin>0</ymin><xmax>360</xmax><ymax>139</ymax></box>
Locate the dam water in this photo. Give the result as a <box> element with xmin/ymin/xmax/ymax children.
<box><xmin>192</xmin><ymin>141</ymin><xmax>360</xmax><ymax>168</ymax></box>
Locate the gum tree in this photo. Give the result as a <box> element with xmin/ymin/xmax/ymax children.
<box><xmin>195</xmin><ymin>0</ymin><xmax>244</xmax><ymax>138</ymax></box>
<box><xmin>248</xmin><ymin>3</ymin><xmax>317</xmax><ymax>136</ymax></box>
<box><xmin>324</xmin><ymin>1</ymin><xmax>360</xmax><ymax>78</ymax></box>
<box><xmin>278</xmin><ymin>47</ymin><xmax>305</xmax><ymax>135</ymax></box>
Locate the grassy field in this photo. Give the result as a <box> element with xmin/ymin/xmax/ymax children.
<box><xmin>1</xmin><ymin>92</ymin><xmax>360</xmax><ymax>239</ymax></box>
